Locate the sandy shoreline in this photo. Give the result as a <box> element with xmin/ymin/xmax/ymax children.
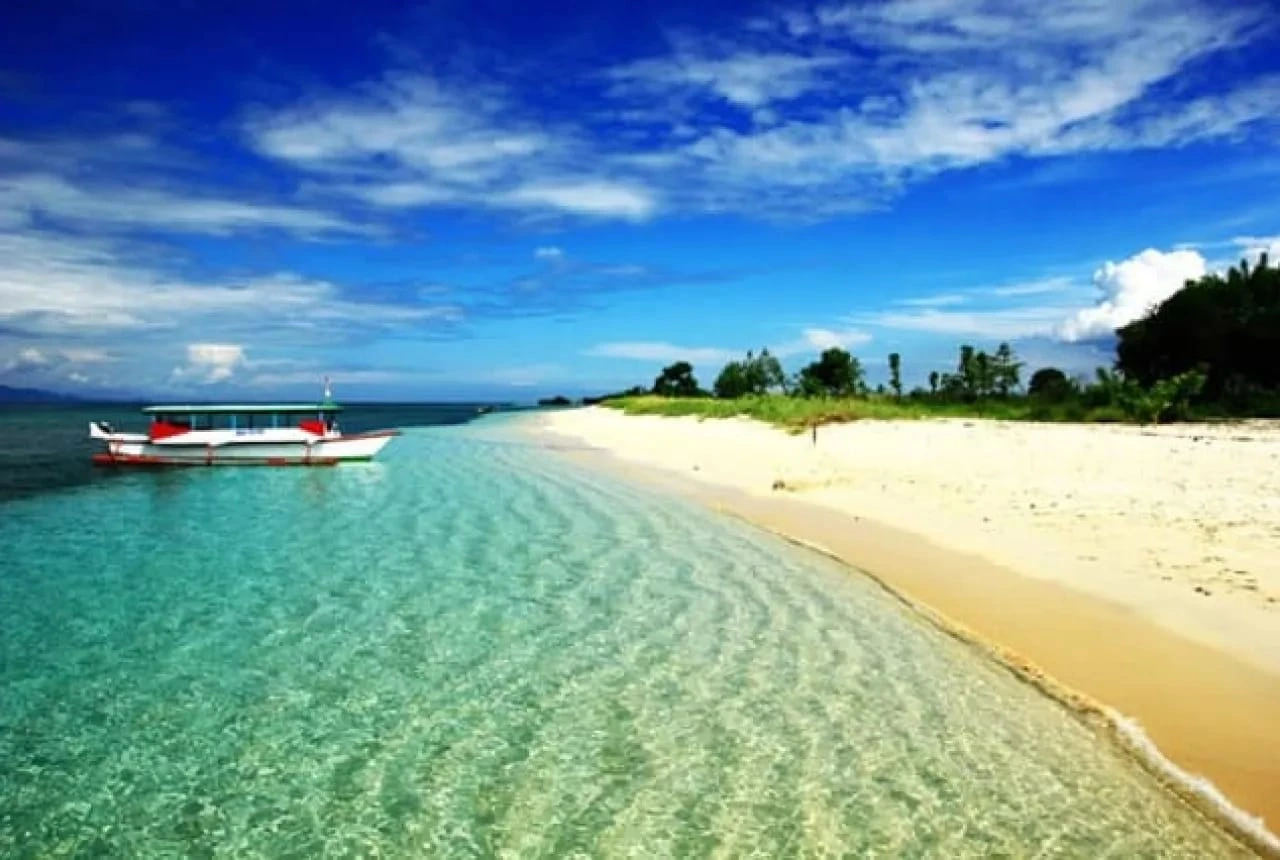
<box><xmin>527</xmin><ymin>407</ymin><xmax>1280</xmax><ymax>847</ymax></box>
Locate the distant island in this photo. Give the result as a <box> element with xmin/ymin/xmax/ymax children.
<box><xmin>0</xmin><ymin>384</ymin><xmax>82</xmax><ymax>404</ymax></box>
<box><xmin>537</xmin><ymin>395</ymin><xmax>575</xmax><ymax>407</ymax></box>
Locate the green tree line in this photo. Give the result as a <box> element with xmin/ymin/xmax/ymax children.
<box><xmin>590</xmin><ymin>253</ymin><xmax>1280</xmax><ymax>423</ymax></box>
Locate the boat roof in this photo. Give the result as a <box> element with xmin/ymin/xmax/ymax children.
<box><xmin>143</xmin><ymin>403</ymin><xmax>342</xmax><ymax>415</ymax></box>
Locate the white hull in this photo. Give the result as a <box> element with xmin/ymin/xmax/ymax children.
<box><xmin>90</xmin><ymin>423</ymin><xmax>396</xmax><ymax>466</ymax></box>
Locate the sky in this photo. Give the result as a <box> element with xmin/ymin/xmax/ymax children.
<box><xmin>2</xmin><ymin>0</ymin><xmax>1278</xmax><ymax>401</ymax></box>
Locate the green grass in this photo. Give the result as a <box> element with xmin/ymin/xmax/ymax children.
<box><xmin>599</xmin><ymin>394</ymin><xmax>1156</xmax><ymax>430</ymax></box>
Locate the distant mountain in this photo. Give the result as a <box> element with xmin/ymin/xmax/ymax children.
<box><xmin>0</xmin><ymin>384</ymin><xmax>83</xmax><ymax>404</ymax></box>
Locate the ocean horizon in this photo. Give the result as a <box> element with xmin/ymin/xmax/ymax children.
<box><xmin>0</xmin><ymin>407</ymin><xmax>1248</xmax><ymax>855</ymax></box>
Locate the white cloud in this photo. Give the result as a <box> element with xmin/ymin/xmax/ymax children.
<box><xmin>247</xmin><ymin>74</ymin><xmax>669</xmax><ymax>222</ymax></box>
<box><xmin>859</xmin><ymin>306</ymin><xmax>1077</xmax><ymax>340</ymax></box>
<box><xmin>534</xmin><ymin>245</ymin><xmax>564</xmax><ymax>260</ymax></box>
<box><xmin>1058</xmin><ymin>248</ymin><xmax>1206</xmax><ymax>341</ymax></box>
<box><xmin>585</xmin><ymin>341</ymin><xmax>737</xmax><ymax>365</ymax></box>
<box><xmin>59</xmin><ymin>348</ymin><xmax>115</xmax><ymax>364</ymax></box>
<box><xmin>343</xmin><ymin>181</ymin><xmax>459</xmax><ymax>208</ymax></box>
<box><xmin>174</xmin><ymin>343</ymin><xmax>247</xmax><ymax>384</ymax></box>
<box><xmin>587</xmin><ymin>329</ymin><xmax>873</xmax><ymax>367</ymax></box>
<box><xmin>607</xmin><ymin>50</ymin><xmax>845</xmax><ymax>109</ymax></box>
<box><xmin>2</xmin><ymin>348</ymin><xmax>51</xmax><ymax>373</ymax></box>
<box><xmin>0</xmin><ymin>230</ymin><xmax>460</xmax><ymax>338</ymax></box>
<box><xmin>243</xmin><ymin>368</ymin><xmax>417</xmax><ymax>388</ymax></box>
<box><xmin>2</xmin><ymin>0</ymin><xmax>1270</xmax><ymax>242</ymax></box>
<box><xmin>987</xmin><ymin>277</ymin><xmax>1078</xmax><ymax>298</ymax></box>
<box><xmin>227</xmin><ymin>0</ymin><xmax>1273</xmax><ymax>223</ymax></box>
<box><xmin>246</xmin><ymin>75</ymin><xmax>550</xmax><ymax>172</ymax></box>
<box><xmin>896</xmin><ymin>293</ymin><xmax>968</xmax><ymax>307</ymax></box>
<box><xmin>1</xmin><ymin>346</ymin><xmax>116</xmax><ymax>376</ymax></box>
<box><xmin>772</xmin><ymin>327</ymin><xmax>873</xmax><ymax>357</ymax></box>
<box><xmin>0</xmin><ymin>173</ymin><xmax>365</xmax><ymax>237</ymax></box>
<box><xmin>502</xmin><ymin>181</ymin><xmax>656</xmax><ymax>220</ymax></box>
<box><xmin>599</xmin><ymin>0</ymin><xmax>1272</xmax><ymax>217</ymax></box>
<box><xmin>1232</xmin><ymin>235</ymin><xmax>1280</xmax><ymax>263</ymax></box>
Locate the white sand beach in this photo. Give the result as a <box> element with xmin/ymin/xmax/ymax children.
<box><xmin>531</xmin><ymin>407</ymin><xmax>1280</xmax><ymax>835</ymax></box>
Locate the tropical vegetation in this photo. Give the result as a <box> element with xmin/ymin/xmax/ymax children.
<box><xmin>580</xmin><ymin>254</ymin><xmax>1280</xmax><ymax>427</ymax></box>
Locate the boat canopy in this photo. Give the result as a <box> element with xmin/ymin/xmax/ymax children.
<box><xmin>143</xmin><ymin>403</ymin><xmax>342</xmax><ymax>415</ymax></box>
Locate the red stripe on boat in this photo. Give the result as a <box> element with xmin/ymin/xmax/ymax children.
<box><xmin>92</xmin><ymin>453</ymin><xmax>340</xmax><ymax>467</ymax></box>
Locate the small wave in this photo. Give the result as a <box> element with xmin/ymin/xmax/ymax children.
<box><xmin>717</xmin><ymin>514</ymin><xmax>1280</xmax><ymax>857</ymax></box>
<box><xmin>1105</xmin><ymin>709</ymin><xmax>1280</xmax><ymax>857</ymax></box>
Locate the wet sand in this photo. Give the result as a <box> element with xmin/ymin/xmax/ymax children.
<box><xmin>528</xmin><ymin>408</ymin><xmax>1280</xmax><ymax>850</ymax></box>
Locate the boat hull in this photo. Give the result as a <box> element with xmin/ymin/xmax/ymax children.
<box><xmin>91</xmin><ymin>430</ymin><xmax>397</xmax><ymax>467</ymax></box>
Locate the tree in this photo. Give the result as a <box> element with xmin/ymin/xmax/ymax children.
<box><xmin>795</xmin><ymin>347</ymin><xmax>865</xmax><ymax>398</ymax></box>
<box><xmin>761</xmin><ymin>349</ymin><xmax>787</xmax><ymax>392</ymax></box>
<box><xmin>974</xmin><ymin>350</ymin><xmax>993</xmax><ymax>397</ymax></box>
<box><xmin>928</xmin><ymin>371</ymin><xmax>939</xmax><ymax>395</ymax></box>
<box><xmin>1027</xmin><ymin>367</ymin><xmax>1072</xmax><ymax>402</ymax></box>
<box><xmin>652</xmin><ymin>361</ymin><xmax>701</xmax><ymax>397</ymax></box>
<box><xmin>958</xmin><ymin>345</ymin><xmax>977</xmax><ymax>398</ymax></box>
<box><xmin>714</xmin><ymin>348</ymin><xmax>786</xmax><ymax>398</ymax></box>
<box><xmin>1117</xmin><ymin>253</ymin><xmax>1280</xmax><ymax>398</ymax></box>
<box><xmin>744</xmin><ymin>348</ymin><xmax>786</xmax><ymax>395</ymax></box>
<box><xmin>713</xmin><ymin>361</ymin><xmax>750</xmax><ymax>398</ymax></box>
<box><xmin>992</xmin><ymin>342</ymin><xmax>1022</xmax><ymax>396</ymax></box>
<box><xmin>888</xmin><ymin>352</ymin><xmax>902</xmax><ymax>399</ymax></box>
<box><xmin>939</xmin><ymin>372</ymin><xmax>966</xmax><ymax>400</ymax></box>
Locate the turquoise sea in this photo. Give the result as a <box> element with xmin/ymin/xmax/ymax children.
<box><xmin>0</xmin><ymin>407</ymin><xmax>1247</xmax><ymax>856</ymax></box>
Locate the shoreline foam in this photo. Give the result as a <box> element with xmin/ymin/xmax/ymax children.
<box><xmin>525</xmin><ymin>408</ymin><xmax>1280</xmax><ymax>856</ymax></box>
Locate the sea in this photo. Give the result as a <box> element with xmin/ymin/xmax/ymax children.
<box><xmin>0</xmin><ymin>404</ymin><xmax>1249</xmax><ymax>856</ymax></box>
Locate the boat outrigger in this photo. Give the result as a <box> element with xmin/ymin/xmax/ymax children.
<box><xmin>89</xmin><ymin>386</ymin><xmax>397</xmax><ymax>467</ymax></box>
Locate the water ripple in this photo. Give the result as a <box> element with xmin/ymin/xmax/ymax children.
<box><xmin>0</xmin><ymin>425</ymin><xmax>1249</xmax><ymax>856</ymax></box>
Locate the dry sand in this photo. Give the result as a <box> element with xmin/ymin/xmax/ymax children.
<box><xmin>529</xmin><ymin>407</ymin><xmax>1280</xmax><ymax>841</ymax></box>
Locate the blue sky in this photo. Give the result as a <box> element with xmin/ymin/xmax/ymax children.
<box><xmin>2</xmin><ymin>0</ymin><xmax>1278</xmax><ymax>400</ymax></box>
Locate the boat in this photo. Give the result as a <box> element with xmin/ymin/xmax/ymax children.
<box><xmin>88</xmin><ymin>384</ymin><xmax>398</xmax><ymax>467</ymax></box>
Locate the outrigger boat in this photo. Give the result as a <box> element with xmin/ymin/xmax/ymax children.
<box><xmin>89</xmin><ymin>385</ymin><xmax>397</xmax><ymax>467</ymax></box>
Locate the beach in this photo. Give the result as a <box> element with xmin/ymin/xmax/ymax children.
<box><xmin>531</xmin><ymin>406</ymin><xmax>1280</xmax><ymax>841</ymax></box>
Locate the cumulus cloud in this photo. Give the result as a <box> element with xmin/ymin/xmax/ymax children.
<box><xmin>174</xmin><ymin>343</ymin><xmax>247</xmax><ymax>384</ymax></box>
<box><xmin>534</xmin><ymin>245</ymin><xmax>564</xmax><ymax>260</ymax></box>
<box><xmin>1058</xmin><ymin>248</ymin><xmax>1206</xmax><ymax>341</ymax></box>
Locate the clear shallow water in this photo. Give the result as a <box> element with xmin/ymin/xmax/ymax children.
<box><xmin>0</xmin><ymin>420</ymin><xmax>1245</xmax><ymax>857</ymax></box>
